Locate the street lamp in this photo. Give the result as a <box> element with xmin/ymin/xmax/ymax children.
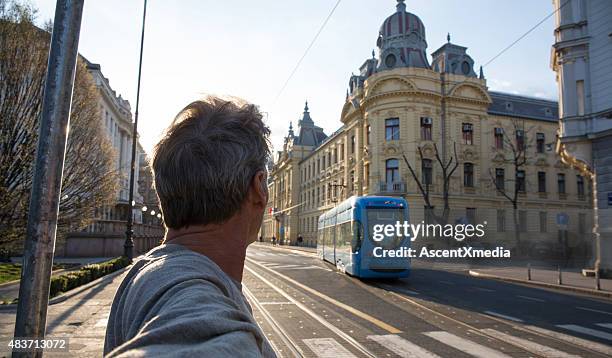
<box><xmin>142</xmin><ymin>205</ymin><xmax>147</xmax><ymax>212</ymax></box>
<box><xmin>124</xmin><ymin>0</ymin><xmax>148</xmax><ymax>262</ymax></box>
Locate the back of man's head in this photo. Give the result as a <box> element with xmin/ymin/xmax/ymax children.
<box><xmin>152</xmin><ymin>96</ymin><xmax>270</xmax><ymax>230</ymax></box>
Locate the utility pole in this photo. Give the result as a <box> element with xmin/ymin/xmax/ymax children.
<box><xmin>125</xmin><ymin>0</ymin><xmax>148</xmax><ymax>261</ymax></box>
<box><xmin>13</xmin><ymin>1</ymin><xmax>84</xmax><ymax>356</ymax></box>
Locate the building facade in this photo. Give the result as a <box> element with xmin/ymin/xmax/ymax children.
<box><xmin>62</xmin><ymin>59</ymin><xmax>163</xmax><ymax>257</ymax></box>
<box><xmin>551</xmin><ymin>0</ymin><xmax>612</xmax><ymax>273</ymax></box>
<box><xmin>264</xmin><ymin>1</ymin><xmax>592</xmax><ymax>258</ymax></box>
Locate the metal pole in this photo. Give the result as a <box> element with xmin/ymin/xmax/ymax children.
<box><xmin>527</xmin><ymin>263</ymin><xmax>531</xmax><ymax>281</ymax></box>
<box><xmin>558</xmin><ymin>265</ymin><xmax>562</xmax><ymax>285</ymax></box>
<box><xmin>591</xmin><ymin>172</ymin><xmax>601</xmax><ymax>290</ymax></box>
<box><xmin>125</xmin><ymin>0</ymin><xmax>148</xmax><ymax>261</ymax></box>
<box><xmin>13</xmin><ymin>0</ymin><xmax>84</xmax><ymax>355</ymax></box>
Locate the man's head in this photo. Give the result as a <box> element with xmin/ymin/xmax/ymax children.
<box><xmin>152</xmin><ymin>96</ymin><xmax>270</xmax><ymax>240</ymax></box>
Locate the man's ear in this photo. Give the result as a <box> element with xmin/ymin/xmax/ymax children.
<box><xmin>250</xmin><ymin>170</ymin><xmax>268</xmax><ymax>207</ymax></box>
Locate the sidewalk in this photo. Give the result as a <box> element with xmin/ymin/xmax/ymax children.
<box><xmin>470</xmin><ymin>266</ymin><xmax>612</xmax><ymax>298</ymax></box>
<box><xmin>0</xmin><ymin>268</ymin><xmax>127</xmax><ymax>357</ymax></box>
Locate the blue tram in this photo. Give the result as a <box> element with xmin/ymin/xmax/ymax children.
<box><xmin>316</xmin><ymin>196</ymin><xmax>411</xmax><ymax>279</ymax></box>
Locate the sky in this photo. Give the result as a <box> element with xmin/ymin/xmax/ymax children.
<box><xmin>31</xmin><ymin>0</ymin><xmax>560</xmax><ymax>155</ymax></box>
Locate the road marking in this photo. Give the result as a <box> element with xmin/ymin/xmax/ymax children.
<box><xmin>596</xmin><ymin>323</ymin><xmax>612</xmax><ymax>329</ymax></box>
<box><xmin>481</xmin><ymin>328</ymin><xmax>580</xmax><ymax>358</ymax></box>
<box><xmin>303</xmin><ymin>338</ymin><xmax>357</xmax><ymax>358</ymax></box>
<box><xmin>368</xmin><ymin>334</ymin><xmax>440</xmax><ymax>358</ymax></box>
<box><xmin>483</xmin><ymin>311</ymin><xmax>524</xmax><ymax>323</ymax></box>
<box><xmin>473</xmin><ymin>287</ymin><xmax>495</xmax><ymax>292</ymax></box>
<box><xmin>395</xmin><ymin>287</ymin><xmax>420</xmax><ymax>295</ymax></box>
<box><xmin>247</xmin><ymin>258</ymin><xmax>402</xmax><ymax>334</ymax></box>
<box><xmin>245</xmin><ymin>265</ymin><xmax>377</xmax><ymax>357</ymax></box>
<box><xmin>267</xmin><ymin>264</ymin><xmax>302</xmax><ymax>269</ymax></box>
<box><xmin>516</xmin><ymin>295</ymin><xmax>545</xmax><ymax>302</ymax></box>
<box><xmin>439</xmin><ymin>280</ymin><xmax>455</xmax><ymax>285</ymax></box>
<box><xmin>576</xmin><ymin>306</ymin><xmax>612</xmax><ymax>316</ymax></box>
<box><xmin>557</xmin><ymin>324</ymin><xmax>612</xmax><ymax>341</ymax></box>
<box><xmin>283</xmin><ymin>265</ymin><xmax>331</xmax><ymax>271</ymax></box>
<box><xmin>259</xmin><ymin>301</ymin><xmax>294</xmax><ymax>305</ymax></box>
<box><xmin>424</xmin><ymin>331</ymin><xmax>511</xmax><ymax>358</ymax></box>
<box><xmin>525</xmin><ymin>325</ymin><xmax>612</xmax><ymax>355</ymax></box>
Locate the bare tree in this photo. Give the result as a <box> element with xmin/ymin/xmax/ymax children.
<box><xmin>489</xmin><ymin>118</ymin><xmax>533</xmax><ymax>251</ymax></box>
<box><xmin>0</xmin><ymin>0</ymin><xmax>119</xmax><ymax>252</ymax></box>
<box><xmin>401</xmin><ymin>142</ymin><xmax>459</xmax><ymax>225</ymax></box>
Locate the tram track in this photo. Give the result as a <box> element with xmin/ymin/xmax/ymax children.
<box><xmin>245</xmin><ymin>262</ymin><xmax>378</xmax><ymax>357</ymax></box>
<box><xmin>243</xmin><ymin>284</ymin><xmax>305</xmax><ymax>357</ymax></box>
<box><xmin>246</xmin><ymin>246</ymin><xmax>612</xmax><ymax>357</ymax></box>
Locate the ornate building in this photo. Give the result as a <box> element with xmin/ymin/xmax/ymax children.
<box><xmin>551</xmin><ymin>0</ymin><xmax>612</xmax><ymax>273</ymax></box>
<box><xmin>263</xmin><ymin>1</ymin><xmax>591</xmax><ymax>258</ymax></box>
<box><xmin>62</xmin><ymin>59</ymin><xmax>163</xmax><ymax>257</ymax></box>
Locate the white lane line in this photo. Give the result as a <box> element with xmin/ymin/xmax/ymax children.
<box><xmin>395</xmin><ymin>287</ymin><xmax>420</xmax><ymax>295</ymax></box>
<box><xmin>303</xmin><ymin>338</ymin><xmax>357</xmax><ymax>358</ymax></box>
<box><xmin>473</xmin><ymin>287</ymin><xmax>495</xmax><ymax>292</ymax></box>
<box><xmin>259</xmin><ymin>301</ymin><xmax>294</xmax><ymax>305</ymax></box>
<box><xmin>557</xmin><ymin>324</ymin><xmax>612</xmax><ymax>341</ymax></box>
<box><xmin>525</xmin><ymin>325</ymin><xmax>612</xmax><ymax>356</ymax></box>
<box><xmin>423</xmin><ymin>331</ymin><xmax>511</xmax><ymax>358</ymax></box>
<box><xmin>267</xmin><ymin>264</ymin><xmax>302</xmax><ymax>269</ymax></box>
<box><xmin>596</xmin><ymin>323</ymin><xmax>612</xmax><ymax>329</ymax></box>
<box><xmin>516</xmin><ymin>295</ymin><xmax>545</xmax><ymax>302</ymax></box>
<box><xmin>368</xmin><ymin>334</ymin><xmax>440</xmax><ymax>358</ymax></box>
<box><xmin>379</xmin><ymin>285</ymin><xmax>420</xmax><ymax>296</ymax></box>
<box><xmin>481</xmin><ymin>328</ymin><xmax>580</xmax><ymax>358</ymax></box>
<box><xmin>283</xmin><ymin>265</ymin><xmax>331</xmax><ymax>271</ymax></box>
<box><xmin>483</xmin><ymin>311</ymin><xmax>524</xmax><ymax>323</ymax></box>
<box><xmin>576</xmin><ymin>306</ymin><xmax>612</xmax><ymax>316</ymax></box>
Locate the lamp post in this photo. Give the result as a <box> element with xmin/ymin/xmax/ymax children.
<box><xmin>125</xmin><ymin>0</ymin><xmax>148</xmax><ymax>261</ymax></box>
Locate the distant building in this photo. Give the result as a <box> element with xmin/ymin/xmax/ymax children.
<box><xmin>62</xmin><ymin>59</ymin><xmax>163</xmax><ymax>257</ymax></box>
<box><xmin>264</xmin><ymin>0</ymin><xmax>591</xmax><ymax>259</ymax></box>
<box><xmin>551</xmin><ymin>0</ymin><xmax>612</xmax><ymax>274</ymax></box>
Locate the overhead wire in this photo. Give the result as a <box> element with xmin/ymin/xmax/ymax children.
<box><xmin>483</xmin><ymin>0</ymin><xmax>570</xmax><ymax>68</ymax></box>
<box><xmin>272</xmin><ymin>0</ymin><xmax>343</xmax><ymax>105</ymax></box>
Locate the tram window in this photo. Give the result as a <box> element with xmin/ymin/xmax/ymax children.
<box><xmin>351</xmin><ymin>220</ymin><xmax>362</xmax><ymax>252</ymax></box>
<box><xmin>367</xmin><ymin>208</ymin><xmax>404</xmax><ymax>248</ymax></box>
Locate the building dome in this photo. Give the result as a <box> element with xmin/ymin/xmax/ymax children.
<box><xmin>376</xmin><ymin>0</ymin><xmax>429</xmax><ymax>70</ymax></box>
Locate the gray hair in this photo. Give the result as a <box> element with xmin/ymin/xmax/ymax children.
<box><xmin>152</xmin><ymin>96</ymin><xmax>270</xmax><ymax>229</ymax></box>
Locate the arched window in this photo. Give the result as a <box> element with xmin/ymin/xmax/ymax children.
<box><xmin>385</xmin><ymin>159</ymin><xmax>399</xmax><ymax>183</ymax></box>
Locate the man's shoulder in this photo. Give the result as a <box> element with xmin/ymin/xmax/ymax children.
<box><xmin>129</xmin><ymin>244</ymin><xmax>236</xmax><ymax>292</ymax></box>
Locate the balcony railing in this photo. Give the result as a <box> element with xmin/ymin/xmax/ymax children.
<box><xmin>378</xmin><ymin>181</ymin><xmax>406</xmax><ymax>194</ymax></box>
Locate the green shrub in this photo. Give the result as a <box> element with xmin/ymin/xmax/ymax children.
<box><xmin>48</xmin><ymin>256</ymin><xmax>130</xmax><ymax>298</ymax></box>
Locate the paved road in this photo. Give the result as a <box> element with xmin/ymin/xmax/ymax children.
<box><xmin>245</xmin><ymin>244</ymin><xmax>612</xmax><ymax>358</ymax></box>
<box><xmin>1</xmin><ymin>245</ymin><xmax>612</xmax><ymax>357</ymax></box>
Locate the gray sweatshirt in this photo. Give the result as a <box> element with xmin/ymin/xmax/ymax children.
<box><xmin>104</xmin><ymin>244</ymin><xmax>276</xmax><ymax>357</ymax></box>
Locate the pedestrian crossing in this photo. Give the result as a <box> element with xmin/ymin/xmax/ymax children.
<box><xmin>299</xmin><ymin>322</ymin><xmax>612</xmax><ymax>358</ymax></box>
<box><xmin>249</xmin><ymin>251</ymin><xmax>305</xmax><ymax>258</ymax></box>
<box><xmin>254</xmin><ymin>260</ymin><xmax>332</xmax><ymax>272</ymax></box>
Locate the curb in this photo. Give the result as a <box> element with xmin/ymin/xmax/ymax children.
<box><xmin>468</xmin><ymin>270</ymin><xmax>612</xmax><ymax>299</ymax></box>
<box><xmin>0</xmin><ymin>265</ymin><xmax>130</xmax><ymax>311</ymax></box>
